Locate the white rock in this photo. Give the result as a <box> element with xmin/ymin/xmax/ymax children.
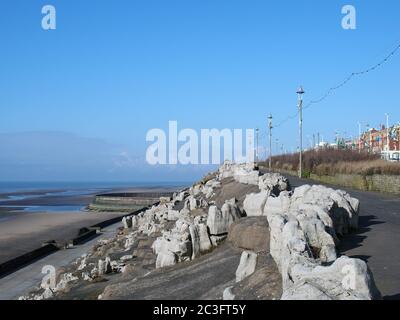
<box><xmin>207</xmin><ymin>201</ymin><xmax>241</xmax><ymax>235</ymax></box>
<box><xmin>152</xmin><ymin>218</ymin><xmax>193</xmax><ymax>268</ymax></box>
<box><xmin>234</xmin><ymin>167</ymin><xmax>260</xmax><ymax>185</ymax></box>
<box><xmin>55</xmin><ymin>273</ymin><xmax>79</xmax><ymax>291</ymax></box>
<box><xmin>223</xmin><ymin>287</ymin><xmax>235</xmax><ymax>300</ymax></box>
<box><xmin>167</xmin><ymin>209</ymin><xmax>181</xmax><ymax>221</ymax></box>
<box><xmin>184</xmin><ymin>196</ymin><xmax>199</xmax><ymax>211</ymax></box>
<box><xmin>175</xmin><ymin>191</ymin><xmax>188</xmax><ymax>202</ymax></box>
<box><xmin>243</xmin><ymin>190</ymin><xmax>270</xmax><ymax>216</ymax></box>
<box><xmin>189</xmin><ymin>224</ymin><xmax>201</xmax><ymax>260</ymax></box>
<box><xmin>282</xmin><ymin>256</ymin><xmax>380</xmax><ymax>300</ymax></box>
<box><xmin>98</xmin><ymin>257</ymin><xmax>112</xmax><ymax>275</ymax></box>
<box><xmin>198</xmin><ymin>223</ymin><xmax>212</xmax><ymax>253</ymax></box>
<box><xmin>290</xmin><ymin>185</ymin><xmax>359</xmax><ymax>237</ymax></box>
<box><xmin>210</xmin><ymin>235</ymin><xmax>227</xmax><ymax>247</ymax></box>
<box><xmin>218</xmin><ymin>160</ymin><xmax>235</xmax><ymax>179</ymax></box>
<box><xmin>82</xmin><ymin>272</ymin><xmax>92</xmax><ymax>281</ymax></box>
<box><xmin>263</xmin><ymin>191</ymin><xmax>291</xmax><ymax>216</ymax></box>
<box><xmin>236</xmin><ymin>251</ymin><xmax>258</xmax><ymax>282</ymax></box>
<box><xmin>156</xmin><ymin>251</ymin><xmax>177</xmax><ymax>268</ymax></box>
<box><xmin>258</xmin><ymin>173</ymin><xmax>290</xmax><ymax>194</ymax></box>
<box><xmin>42</xmin><ymin>288</ymin><xmax>54</xmax><ymax>299</ymax></box>
<box><xmin>120</xmin><ymin>255</ymin><xmax>133</xmax><ymax>262</ymax></box>
<box><xmin>124</xmin><ymin>232</ymin><xmax>136</xmax><ymax>250</ymax></box>
<box><xmin>122</xmin><ymin>216</ymin><xmax>132</xmax><ymax>229</ymax></box>
<box><xmin>159</xmin><ymin>196</ymin><xmax>171</xmax><ymax>203</ymax></box>
<box><xmin>263</xmin><ymin>182</ymin><xmax>380</xmax><ymax>300</ymax></box>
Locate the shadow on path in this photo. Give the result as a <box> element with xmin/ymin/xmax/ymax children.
<box><xmin>339</xmin><ymin>215</ymin><xmax>385</xmax><ymax>254</ymax></box>
<box><xmin>384</xmin><ymin>293</ymin><xmax>400</xmax><ymax>300</ymax></box>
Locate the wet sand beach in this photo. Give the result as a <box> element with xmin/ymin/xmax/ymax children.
<box><xmin>0</xmin><ymin>185</ymin><xmax>182</xmax><ymax>265</ymax></box>
<box><xmin>0</xmin><ymin>210</ymin><xmax>125</xmax><ymax>264</ymax></box>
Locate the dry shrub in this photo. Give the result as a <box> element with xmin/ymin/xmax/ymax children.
<box><xmin>261</xmin><ymin>149</ymin><xmax>400</xmax><ymax>176</ymax></box>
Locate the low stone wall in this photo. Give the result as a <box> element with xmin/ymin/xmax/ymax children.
<box><xmin>88</xmin><ymin>192</ymin><xmax>174</xmax><ymax>212</ymax></box>
<box><xmin>273</xmin><ymin>168</ymin><xmax>400</xmax><ymax>195</ymax></box>
<box><xmin>0</xmin><ymin>244</ymin><xmax>59</xmax><ymax>278</ymax></box>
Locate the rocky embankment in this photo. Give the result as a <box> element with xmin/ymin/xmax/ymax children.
<box><xmin>19</xmin><ymin>162</ymin><xmax>381</xmax><ymax>300</ymax></box>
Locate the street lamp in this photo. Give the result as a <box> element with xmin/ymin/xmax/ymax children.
<box><xmin>385</xmin><ymin>113</ymin><xmax>390</xmax><ymax>152</ymax></box>
<box><xmin>268</xmin><ymin>114</ymin><xmax>273</xmax><ymax>170</ymax></box>
<box><xmin>366</xmin><ymin>124</ymin><xmax>371</xmax><ymax>153</ymax></box>
<box><xmin>297</xmin><ymin>86</ymin><xmax>305</xmax><ymax>178</ymax></box>
<box><xmin>255</xmin><ymin>128</ymin><xmax>259</xmax><ymax>163</ymax></box>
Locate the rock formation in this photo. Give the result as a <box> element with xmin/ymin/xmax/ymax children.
<box><xmin>235</xmin><ymin>251</ymin><xmax>258</xmax><ymax>282</ymax></box>
<box><xmin>18</xmin><ymin>161</ymin><xmax>380</xmax><ymax>301</ymax></box>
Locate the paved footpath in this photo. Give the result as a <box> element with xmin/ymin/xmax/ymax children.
<box><xmin>286</xmin><ymin>174</ymin><xmax>400</xmax><ymax>300</ymax></box>
<box><xmin>0</xmin><ymin>223</ymin><xmax>121</xmax><ymax>300</ymax></box>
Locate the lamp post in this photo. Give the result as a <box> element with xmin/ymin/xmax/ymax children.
<box><xmin>358</xmin><ymin>122</ymin><xmax>362</xmax><ymax>153</ymax></box>
<box><xmin>297</xmin><ymin>86</ymin><xmax>305</xmax><ymax>178</ymax></box>
<box><xmin>276</xmin><ymin>138</ymin><xmax>279</xmax><ymax>155</ymax></box>
<box><xmin>255</xmin><ymin>128</ymin><xmax>259</xmax><ymax>163</ymax></box>
<box><xmin>268</xmin><ymin>114</ymin><xmax>273</xmax><ymax>170</ymax></box>
<box><xmin>385</xmin><ymin>113</ymin><xmax>390</xmax><ymax>152</ymax></box>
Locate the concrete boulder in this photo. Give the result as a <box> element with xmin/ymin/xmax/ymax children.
<box><xmin>243</xmin><ymin>190</ymin><xmax>270</xmax><ymax>216</ymax></box>
<box><xmin>258</xmin><ymin>173</ymin><xmax>291</xmax><ymax>195</ymax></box>
<box><xmin>281</xmin><ymin>256</ymin><xmax>381</xmax><ymax>300</ymax></box>
<box><xmin>235</xmin><ymin>251</ymin><xmax>258</xmax><ymax>282</ymax></box>
<box><xmin>228</xmin><ymin>217</ymin><xmax>269</xmax><ymax>252</ymax></box>
<box><xmin>264</xmin><ymin>193</ymin><xmax>380</xmax><ymax>300</ymax></box>
<box><xmin>233</xmin><ymin>167</ymin><xmax>260</xmax><ymax>186</ymax></box>
<box><xmin>206</xmin><ymin>200</ymin><xmax>241</xmax><ymax>235</ymax></box>
<box><xmin>290</xmin><ymin>185</ymin><xmax>359</xmax><ymax>237</ymax></box>
<box><xmin>194</xmin><ymin>216</ymin><xmax>213</xmax><ymax>253</ymax></box>
<box><xmin>167</xmin><ymin>209</ymin><xmax>181</xmax><ymax>221</ymax></box>
<box><xmin>294</xmin><ymin>209</ymin><xmax>337</xmax><ymax>263</ymax></box>
<box><xmin>122</xmin><ymin>216</ymin><xmax>138</xmax><ymax>229</ymax></box>
<box><xmin>152</xmin><ymin>218</ymin><xmax>193</xmax><ymax>268</ymax></box>
<box><xmin>189</xmin><ymin>220</ymin><xmax>213</xmax><ymax>260</ymax></box>
<box><xmin>155</xmin><ymin>251</ymin><xmax>177</xmax><ymax>269</ymax></box>
<box><xmin>263</xmin><ymin>191</ymin><xmax>291</xmax><ymax>216</ymax></box>
<box><xmin>175</xmin><ymin>191</ymin><xmax>188</xmax><ymax>202</ymax></box>
<box><xmin>218</xmin><ymin>160</ymin><xmax>235</xmax><ymax>179</ymax></box>
<box><xmin>184</xmin><ymin>195</ymin><xmax>200</xmax><ymax>211</ymax></box>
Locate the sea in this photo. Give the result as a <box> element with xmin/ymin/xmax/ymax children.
<box><xmin>0</xmin><ymin>181</ymin><xmax>189</xmax><ymax>194</ymax></box>
<box><xmin>0</xmin><ymin>181</ymin><xmax>189</xmax><ymax>216</ymax></box>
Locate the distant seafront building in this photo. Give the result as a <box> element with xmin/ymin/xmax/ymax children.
<box><xmin>357</xmin><ymin>124</ymin><xmax>400</xmax><ymax>153</ymax></box>
<box><xmin>311</xmin><ymin>123</ymin><xmax>400</xmax><ymax>161</ymax></box>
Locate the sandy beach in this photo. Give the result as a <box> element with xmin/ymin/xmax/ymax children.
<box><xmin>0</xmin><ymin>185</ymin><xmax>182</xmax><ymax>265</ymax></box>
<box><xmin>0</xmin><ymin>211</ymin><xmax>125</xmax><ymax>264</ymax></box>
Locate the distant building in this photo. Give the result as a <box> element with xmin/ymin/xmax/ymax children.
<box><xmin>311</xmin><ymin>123</ymin><xmax>399</xmax><ymax>159</ymax></box>
<box><xmin>357</xmin><ymin>124</ymin><xmax>400</xmax><ymax>153</ymax></box>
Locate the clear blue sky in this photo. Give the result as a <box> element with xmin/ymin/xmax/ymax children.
<box><xmin>0</xmin><ymin>0</ymin><xmax>399</xmax><ymax>181</ymax></box>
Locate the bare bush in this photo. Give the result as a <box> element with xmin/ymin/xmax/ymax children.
<box><xmin>261</xmin><ymin>149</ymin><xmax>400</xmax><ymax>176</ymax></box>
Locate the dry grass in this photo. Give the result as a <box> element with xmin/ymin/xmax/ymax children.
<box><xmin>261</xmin><ymin>149</ymin><xmax>400</xmax><ymax>176</ymax></box>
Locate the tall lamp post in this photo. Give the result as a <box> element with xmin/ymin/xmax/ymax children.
<box><xmin>297</xmin><ymin>86</ymin><xmax>305</xmax><ymax>178</ymax></box>
<box><xmin>268</xmin><ymin>114</ymin><xmax>273</xmax><ymax>170</ymax></box>
<box><xmin>276</xmin><ymin>138</ymin><xmax>279</xmax><ymax>155</ymax></box>
<box><xmin>255</xmin><ymin>128</ymin><xmax>259</xmax><ymax>163</ymax></box>
<box><xmin>385</xmin><ymin>113</ymin><xmax>390</xmax><ymax>152</ymax></box>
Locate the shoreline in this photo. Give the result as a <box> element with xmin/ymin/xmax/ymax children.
<box><xmin>0</xmin><ymin>185</ymin><xmax>183</xmax><ymax>266</ymax></box>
